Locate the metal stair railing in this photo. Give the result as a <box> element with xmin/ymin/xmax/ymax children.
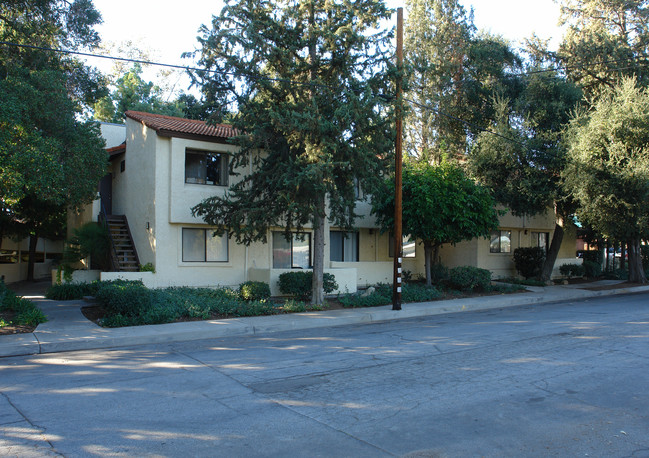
<box><xmin>99</xmin><ymin>203</ymin><xmax>120</xmax><ymax>272</ymax></box>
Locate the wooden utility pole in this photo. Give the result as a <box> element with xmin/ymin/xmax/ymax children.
<box><xmin>393</xmin><ymin>7</ymin><xmax>403</xmax><ymax>311</ymax></box>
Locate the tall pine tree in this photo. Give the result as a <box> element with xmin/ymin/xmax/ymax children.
<box><xmin>188</xmin><ymin>0</ymin><xmax>395</xmax><ymax>304</ymax></box>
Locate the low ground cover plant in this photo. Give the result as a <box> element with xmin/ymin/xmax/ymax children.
<box><xmin>46</xmin><ymin>264</ymin><xmax>525</xmax><ymax>327</ymax></box>
<box><xmin>338</xmin><ymin>283</ymin><xmax>443</xmax><ymax>308</ymax></box>
<box><xmin>85</xmin><ymin>280</ymin><xmax>327</xmax><ymax>327</ymax></box>
<box><xmin>0</xmin><ymin>280</ymin><xmax>47</xmax><ymax>328</ymax></box>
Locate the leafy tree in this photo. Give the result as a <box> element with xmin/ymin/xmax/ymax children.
<box><xmin>469</xmin><ymin>61</ymin><xmax>582</xmax><ymax>281</ymax></box>
<box><xmin>563</xmin><ymin>77</ymin><xmax>649</xmax><ymax>283</ymax></box>
<box><xmin>371</xmin><ymin>162</ymin><xmax>499</xmax><ymax>286</ymax></box>
<box><xmin>93</xmin><ymin>63</ymin><xmax>186</xmax><ymax>122</ymax></box>
<box><xmin>0</xmin><ymin>0</ymin><xmax>108</xmax><ymax>279</ymax></box>
<box><xmin>189</xmin><ymin>0</ymin><xmax>395</xmax><ymax>305</ymax></box>
<box><xmin>556</xmin><ymin>0</ymin><xmax>649</xmax><ymax>98</ymax></box>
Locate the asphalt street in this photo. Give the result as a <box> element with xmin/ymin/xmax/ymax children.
<box><xmin>1</xmin><ymin>292</ymin><xmax>648</xmax><ymax>457</ymax></box>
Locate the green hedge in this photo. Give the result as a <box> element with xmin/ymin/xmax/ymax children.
<box><xmin>559</xmin><ymin>263</ymin><xmax>585</xmax><ymax>279</ymax></box>
<box><xmin>238</xmin><ymin>281</ymin><xmax>271</xmax><ymax>301</ymax></box>
<box><xmin>278</xmin><ymin>271</ymin><xmax>338</xmax><ymax>301</ymax></box>
<box><xmin>513</xmin><ymin>247</ymin><xmax>545</xmax><ymax>279</ymax></box>
<box><xmin>46</xmin><ymin>282</ymin><xmax>100</xmax><ymax>300</ymax></box>
<box><xmin>446</xmin><ymin>266</ymin><xmax>491</xmax><ymax>291</ymax></box>
<box><xmin>583</xmin><ymin>260</ymin><xmax>602</xmax><ymax>278</ymax></box>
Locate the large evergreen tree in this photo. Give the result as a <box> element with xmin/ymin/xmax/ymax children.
<box><xmin>556</xmin><ymin>0</ymin><xmax>649</xmax><ymax>98</ymax></box>
<box><xmin>468</xmin><ymin>61</ymin><xmax>582</xmax><ymax>281</ymax></box>
<box><xmin>188</xmin><ymin>0</ymin><xmax>395</xmax><ymax>304</ymax></box>
<box><xmin>403</xmin><ymin>0</ymin><xmax>522</xmax><ymax>161</ymax></box>
<box><xmin>563</xmin><ymin>77</ymin><xmax>649</xmax><ymax>283</ymax></box>
<box><xmin>0</xmin><ymin>0</ymin><xmax>108</xmax><ymax>279</ymax></box>
<box><xmin>404</xmin><ymin>0</ymin><xmax>474</xmax><ymax>162</ymax></box>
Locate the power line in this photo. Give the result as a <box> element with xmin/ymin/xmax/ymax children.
<box><xmin>413</xmin><ymin>56</ymin><xmax>649</xmax><ymax>91</ymax></box>
<box><xmin>0</xmin><ymin>40</ymin><xmax>332</xmax><ymax>89</ymax></box>
<box><xmin>404</xmin><ymin>97</ymin><xmax>541</xmax><ymax>152</ymax></box>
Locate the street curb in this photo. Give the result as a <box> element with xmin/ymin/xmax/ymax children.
<box><xmin>2</xmin><ymin>285</ymin><xmax>648</xmax><ymax>357</ymax></box>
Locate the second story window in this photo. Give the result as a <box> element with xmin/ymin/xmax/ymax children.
<box><xmin>185</xmin><ymin>149</ymin><xmax>228</xmax><ymax>186</ymax></box>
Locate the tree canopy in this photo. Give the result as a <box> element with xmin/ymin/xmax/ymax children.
<box><xmin>563</xmin><ymin>77</ymin><xmax>649</xmax><ymax>283</ymax></box>
<box><xmin>468</xmin><ymin>51</ymin><xmax>582</xmax><ymax>281</ymax></box>
<box><xmin>0</xmin><ymin>0</ymin><xmax>108</xmax><ymax>279</ymax></box>
<box><xmin>372</xmin><ymin>161</ymin><xmax>499</xmax><ymax>286</ymax></box>
<box><xmin>93</xmin><ymin>63</ymin><xmax>191</xmax><ymax>122</ymax></box>
<box><xmin>188</xmin><ymin>0</ymin><xmax>395</xmax><ymax>304</ymax></box>
<box><xmin>557</xmin><ymin>0</ymin><xmax>649</xmax><ymax>98</ymax></box>
<box><xmin>404</xmin><ymin>0</ymin><xmax>522</xmax><ymax>162</ymax></box>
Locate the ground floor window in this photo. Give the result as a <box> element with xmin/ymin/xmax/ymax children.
<box><xmin>389</xmin><ymin>235</ymin><xmax>416</xmax><ymax>258</ymax></box>
<box><xmin>0</xmin><ymin>249</ymin><xmax>18</xmax><ymax>264</ymax></box>
<box><xmin>490</xmin><ymin>230</ymin><xmax>512</xmax><ymax>253</ymax></box>
<box><xmin>532</xmin><ymin>231</ymin><xmax>549</xmax><ymax>253</ymax></box>
<box><xmin>273</xmin><ymin>232</ymin><xmax>311</xmax><ymax>269</ymax></box>
<box><xmin>182</xmin><ymin>228</ymin><xmax>228</xmax><ymax>262</ymax></box>
<box><xmin>330</xmin><ymin>231</ymin><xmax>359</xmax><ymax>262</ymax></box>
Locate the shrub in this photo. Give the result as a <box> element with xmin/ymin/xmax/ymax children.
<box><xmin>238</xmin><ymin>281</ymin><xmax>271</xmax><ymax>301</ymax></box>
<box><xmin>62</xmin><ymin>222</ymin><xmax>111</xmax><ymax>271</ymax></box>
<box><xmin>46</xmin><ymin>282</ymin><xmax>100</xmax><ymax>300</ymax></box>
<box><xmin>513</xmin><ymin>247</ymin><xmax>545</xmax><ymax>279</ymax></box>
<box><xmin>139</xmin><ymin>263</ymin><xmax>156</xmax><ymax>273</ymax></box>
<box><xmin>559</xmin><ymin>263</ymin><xmax>585</xmax><ymax>279</ymax></box>
<box><xmin>430</xmin><ymin>263</ymin><xmax>449</xmax><ymax>284</ymax></box>
<box><xmin>278</xmin><ymin>271</ymin><xmax>338</xmax><ymax>301</ymax></box>
<box><xmin>583</xmin><ymin>260</ymin><xmax>602</xmax><ymax>278</ymax></box>
<box><xmin>0</xmin><ymin>280</ymin><xmax>47</xmax><ymax>327</ymax></box>
<box><xmin>583</xmin><ymin>250</ymin><xmax>601</xmax><ymax>264</ymax></box>
<box><xmin>16</xmin><ymin>307</ymin><xmax>48</xmax><ymax>327</ymax></box>
<box><xmin>95</xmin><ymin>280</ymin><xmax>152</xmax><ymax>317</ymax></box>
<box><xmin>447</xmin><ymin>266</ymin><xmax>492</xmax><ymax>291</ymax></box>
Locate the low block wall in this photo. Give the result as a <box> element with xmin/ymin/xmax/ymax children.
<box><xmin>100</xmin><ymin>271</ymin><xmax>157</xmax><ymax>288</ymax></box>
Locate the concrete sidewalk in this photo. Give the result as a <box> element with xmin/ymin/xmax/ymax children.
<box><xmin>2</xmin><ymin>280</ymin><xmax>649</xmax><ymax>358</ymax></box>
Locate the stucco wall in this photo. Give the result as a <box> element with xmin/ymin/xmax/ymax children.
<box><xmin>1</xmin><ymin>237</ymin><xmax>64</xmax><ymax>283</ymax></box>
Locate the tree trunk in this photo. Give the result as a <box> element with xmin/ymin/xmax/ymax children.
<box><xmin>621</xmin><ymin>242</ymin><xmax>626</xmax><ymax>270</ymax></box>
<box><xmin>605</xmin><ymin>239</ymin><xmax>611</xmax><ymax>272</ymax></box>
<box><xmin>540</xmin><ymin>223</ymin><xmax>564</xmax><ymax>282</ymax></box>
<box><xmin>627</xmin><ymin>238</ymin><xmax>647</xmax><ymax>283</ymax></box>
<box><xmin>311</xmin><ymin>194</ymin><xmax>326</xmax><ymax>305</ymax></box>
<box><xmin>423</xmin><ymin>240</ymin><xmax>433</xmax><ymax>287</ymax></box>
<box><xmin>27</xmin><ymin>232</ymin><xmax>38</xmax><ymax>282</ymax></box>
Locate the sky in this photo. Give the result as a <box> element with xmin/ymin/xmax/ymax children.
<box><xmin>88</xmin><ymin>0</ymin><xmax>565</xmax><ymax>97</ymax></box>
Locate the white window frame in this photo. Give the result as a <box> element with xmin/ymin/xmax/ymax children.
<box><xmin>272</xmin><ymin>232</ymin><xmax>312</xmax><ymax>269</ymax></box>
<box><xmin>182</xmin><ymin>228</ymin><xmax>229</xmax><ymax>262</ymax></box>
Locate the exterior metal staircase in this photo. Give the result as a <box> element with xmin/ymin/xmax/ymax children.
<box><xmin>103</xmin><ymin>215</ymin><xmax>140</xmax><ymax>272</ymax></box>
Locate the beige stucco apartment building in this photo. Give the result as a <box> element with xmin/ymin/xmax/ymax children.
<box><xmin>65</xmin><ymin>111</ymin><xmax>577</xmax><ymax>294</ymax></box>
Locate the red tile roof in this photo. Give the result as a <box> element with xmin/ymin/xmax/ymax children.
<box><xmin>106</xmin><ymin>142</ymin><xmax>126</xmax><ymax>158</ymax></box>
<box><xmin>125</xmin><ymin>111</ymin><xmax>237</xmax><ymax>141</ymax></box>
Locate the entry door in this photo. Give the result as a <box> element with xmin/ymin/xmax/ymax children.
<box><xmin>99</xmin><ymin>173</ymin><xmax>113</xmax><ymax>215</ymax></box>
